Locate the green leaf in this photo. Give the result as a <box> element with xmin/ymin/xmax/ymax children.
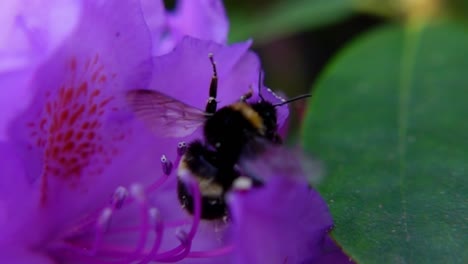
<box><xmin>228</xmin><ymin>0</ymin><xmax>354</xmax><ymax>43</ymax></box>
<box><xmin>302</xmin><ymin>21</ymin><xmax>468</xmax><ymax>263</ymax></box>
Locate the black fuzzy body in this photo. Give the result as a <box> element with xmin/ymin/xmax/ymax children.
<box><xmin>177</xmin><ymin>140</ymin><xmax>236</xmax><ymax>219</ymax></box>
<box><xmin>177</xmin><ymin>101</ymin><xmax>281</xmax><ymax>220</ymax></box>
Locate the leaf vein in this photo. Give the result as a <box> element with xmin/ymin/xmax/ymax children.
<box><xmin>398</xmin><ymin>24</ymin><xmax>423</xmax><ymax>258</ymax></box>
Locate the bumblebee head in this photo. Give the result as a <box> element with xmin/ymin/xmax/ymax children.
<box><xmin>250</xmin><ymin>101</ymin><xmax>278</xmax><ymax>142</ymax></box>
<box><xmin>254</xmin><ymin>71</ymin><xmax>311</xmax><ymax>143</ymax></box>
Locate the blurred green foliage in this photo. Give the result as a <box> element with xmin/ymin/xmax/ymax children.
<box><xmin>227</xmin><ymin>0</ymin><xmax>468</xmax><ymax>263</ymax></box>
<box><xmin>227</xmin><ymin>0</ymin><xmax>354</xmax><ymax>43</ymax></box>
<box><xmin>302</xmin><ymin>22</ymin><xmax>468</xmax><ymax>263</ymax></box>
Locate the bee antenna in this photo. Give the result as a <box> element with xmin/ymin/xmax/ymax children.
<box><xmin>273</xmin><ymin>94</ymin><xmax>311</xmax><ymax>107</ymax></box>
<box><xmin>206</xmin><ymin>53</ymin><xmax>219</xmax><ymax>114</ymax></box>
<box><xmin>257</xmin><ymin>69</ymin><xmax>266</xmax><ymax>102</ymax></box>
<box><xmin>208</xmin><ymin>53</ymin><xmax>218</xmax><ymax>78</ymax></box>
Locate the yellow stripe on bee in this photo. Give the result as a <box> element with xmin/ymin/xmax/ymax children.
<box><xmin>230</xmin><ymin>102</ymin><xmax>265</xmax><ymax>135</ymax></box>
<box><xmin>177</xmin><ymin>154</ymin><xmax>224</xmax><ymax>196</ymax></box>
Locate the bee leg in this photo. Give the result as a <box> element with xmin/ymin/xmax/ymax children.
<box><xmin>205</xmin><ymin>54</ymin><xmax>218</xmax><ymax>114</ymax></box>
<box><xmin>240</xmin><ymin>88</ymin><xmax>253</xmax><ymax>102</ymax></box>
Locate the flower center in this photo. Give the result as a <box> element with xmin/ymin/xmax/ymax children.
<box><xmin>50</xmin><ymin>143</ymin><xmax>233</xmax><ymax>263</ymax></box>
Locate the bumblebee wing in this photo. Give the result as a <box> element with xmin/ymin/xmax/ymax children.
<box><xmin>239</xmin><ymin>141</ymin><xmax>324</xmax><ymax>186</ymax></box>
<box><xmin>126</xmin><ymin>89</ymin><xmax>209</xmax><ymax>138</ymax></box>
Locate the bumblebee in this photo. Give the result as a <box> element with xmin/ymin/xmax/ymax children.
<box><xmin>126</xmin><ymin>55</ymin><xmax>309</xmax><ymax>219</ymax></box>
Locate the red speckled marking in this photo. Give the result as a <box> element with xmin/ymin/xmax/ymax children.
<box><xmin>27</xmin><ymin>55</ymin><xmax>124</xmax><ymax>206</ymax></box>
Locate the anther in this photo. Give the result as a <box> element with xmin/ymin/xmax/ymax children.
<box><xmin>233</xmin><ymin>176</ymin><xmax>253</xmax><ymax>191</ymax></box>
<box><xmin>177</xmin><ymin>142</ymin><xmax>187</xmax><ymax>156</ymax></box>
<box><xmin>88</xmin><ymin>207</ymin><xmax>113</xmax><ymax>256</ymax></box>
<box><xmin>137</xmin><ymin>207</ymin><xmax>165</xmax><ymax>264</ymax></box>
<box><xmin>130</xmin><ymin>184</ymin><xmax>145</xmax><ymax>203</ymax></box>
<box><xmin>117</xmin><ymin>184</ymin><xmax>150</xmax><ymax>264</ymax></box>
<box><xmin>148</xmin><ymin>207</ymin><xmax>161</xmax><ymax>226</ymax></box>
<box><xmin>160</xmin><ymin>155</ymin><xmax>173</xmax><ymax>175</ymax></box>
<box><xmin>97</xmin><ymin>207</ymin><xmax>113</xmax><ymax>229</ymax></box>
<box><xmin>111</xmin><ymin>186</ymin><xmax>128</xmax><ymax>209</ymax></box>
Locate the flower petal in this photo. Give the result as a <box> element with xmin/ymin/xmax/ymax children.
<box><xmin>0</xmin><ymin>0</ymin><xmax>81</xmax><ymax>140</ymax></box>
<box><xmin>146</xmin><ymin>0</ymin><xmax>229</xmax><ymax>55</ymax></box>
<box><xmin>0</xmin><ymin>247</ymin><xmax>53</xmax><ymax>264</ymax></box>
<box><xmin>139</xmin><ymin>0</ymin><xmax>167</xmax><ymax>54</ymax></box>
<box><xmin>228</xmin><ymin>176</ymin><xmax>333</xmax><ymax>263</ymax></box>
<box><xmin>227</xmin><ymin>146</ymin><xmax>334</xmax><ymax>264</ymax></box>
<box><xmin>314</xmin><ymin>236</ymin><xmax>355</xmax><ymax>264</ymax></box>
<box><xmin>0</xmin><ymin>0</ymin><xmax>80</xmax><ymax>72</ymax></box>
<box><xmin>149</xmin><ymin>37</ymin><xmax>264</xmax><ymax>110</ymax></box>
<box><xmin>169</xmin><ymin>0</ymin><xmax>229</xmax><ymax>44</ymax></box>
<box><xmin>7</xmin><ymin>0</ymin><xmax>153</xmax><ymax>232</ymax></box>
<box><xmin>0</xmin><ymin>141</ymin><xmax>38</xmax><ymax>245</ymax></box>
<box><xmin>0</xmin><ymin>70</ymin><xmax>36</xmax><ymax>140</ymax></box>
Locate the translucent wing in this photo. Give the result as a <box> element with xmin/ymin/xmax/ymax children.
<box><xmin>126</xmin><ymin>89</ymin><xmax>209</xmax><ymax>138</ymax></box>
<box><xmin>239</xmin><ymin>141</ymin><xmax>324</xmax><ymax>186</ymax></box>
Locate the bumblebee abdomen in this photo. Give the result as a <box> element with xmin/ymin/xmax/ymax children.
<box><xmin>177</xmin><ymin>181</ymin><xmax>227</xmax><ymax>220</ymax></box>
<box><xmin>177</xmin><ymin>140</ymin><xmax>239</xmax><ymax>219</ymax></box>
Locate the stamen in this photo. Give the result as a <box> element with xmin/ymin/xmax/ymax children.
<box><xmin>177</xmin><ymin>141</ymin><xmax>187</xmax><ymax>157</ymax></box>
<box><xmin>111</xmin><ymin>186</ymin><xmax>128</xmax><ymax>209</ymax></box>
<box><xmin>57</xmin><ymin>206</ymin><xmax>114</xmax><ymax>258</ymax></box>
<box><xmin>171</xmin><ymin>231</ymin><xmax>192</xmax><ymax>261</ymax></box>
<box><xmin>112</xmin><ymin>184</ymin><xmax>150</xmax><ymax>263</ymax></box>
<box><xmin>130</xmin><ymin>184</ymin><xmax>145</xmax><ymax>203</ymax></box>
<box><xmin>58</xmin><ymin>187</ymin><xmax>121</xmax><ymax>241</ymax></box>
<box><xmin>146</xmin><ymin>155</ymin><xmax>173</xmax><ymax>193</ymax></box>
<box><xmin>90</xmin><ymin>207</ymin><xmax>113</xmax><ymax>256</ymax></box>
<box><xmin>97</xmin><ymin>207</ymin><xmax>113</xmax><ymax>231</ymax></box>
<box><xmin>151</xmin><ymin>244</ymin><xmax>186</xmax><ymax>262</ymax></box>
<box><xmin>154</xmin><ymin>230</ymin><xmax>191</xmax><ymax>262</ymax></box>
<box><xmin>160</xmin><ymin>155</ymin><xmax>173</xmax><ymax>175</ymax></box>
<box><xmin>137</xmin><ymin>208</ymin><xmax>164</xmax><ymax>264</ymax></box>
<box><xmin>144</xmin><ymin>173</ymin><xmax>201</xmax><ymax>262</ymax></box>
<box><xmin>53</xmin><ymin>154</ymin><xmax>234</xmax><ymax>263</ymax></box>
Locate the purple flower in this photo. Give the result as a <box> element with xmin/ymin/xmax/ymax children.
<box><xmin>229</xmin><ymin>147</ymin><xmax>353</xmax><ymax>264</ymax></box>
<box><xmin>0</xmin><ymin>0</ymin><xmax>349</xmax><ymax>263</ymax></box>
<box><xmin>140</xmin><ymin>0</ymin><xmax>229</xmax><ymax>55</ymax></box>
<box><xmin>230</xmin><ymin>177</ymin><xmax>332</xmax><ymax>263</ymax></box>
<box><xmin>0</xmin><ymin>0</ymin><xmax>81</xmax><ymax>140</ymax></box>
<box><xmin>1</xmin><ymin>0</ymin><xmax>156</xmax><ymax>262</ymax></box>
